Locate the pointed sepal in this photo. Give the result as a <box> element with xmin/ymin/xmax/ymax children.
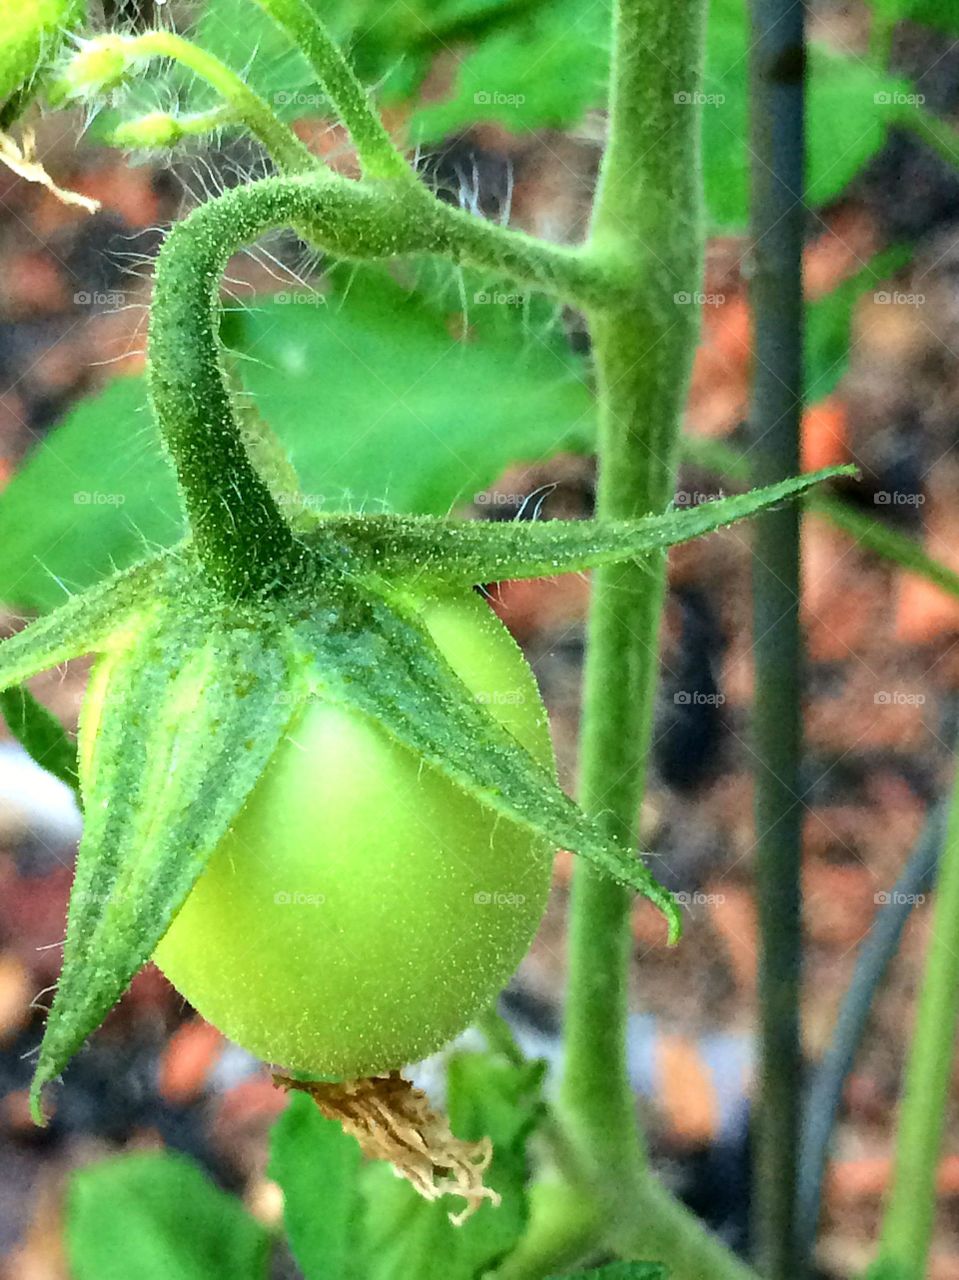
<box><xmin>0</xmin><ymin>552</ymin><xmax>177</xmax><ymax>695</ymax></box>
<box><xmin>316</xmin><ymin>467</ymin><xmax>854</xmax><ymax>587</ymax></box>
<box><xmin>295</xmin><ymin>587</ymin><xmax>681</xmax><ymax>940</ymax></box>
<box><xmin>0</xmin><ymin>686</ymin><xmax>79</xmax><ymax>797</ymax></box>
<box><xmin>31</xmin><ymin>603</ymin><xmax>301</xmax><ymax>1120</ymax></box>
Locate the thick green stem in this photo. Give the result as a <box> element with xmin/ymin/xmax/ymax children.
<box><xmin>560</xmin><ymin>0</ymin><xmax>706</xmax><ymax>1215</ymax></box>
<box><xmin>876</xmin><ymin>760</ymin><xmax>959</xmax><ymax>1278</ymax></box>
<box><xmin>746</xmin><ymin>0</ymin><xmax>806</xmax><ymax>1274</ymax></box>
<box><xmin>250</xmin><ymin>0</ymin><xmax>412</xmax><ymax>182</ymax></box>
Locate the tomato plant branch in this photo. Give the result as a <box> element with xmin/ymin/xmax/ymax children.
<box><xmin>560</xmin><ymin>0</ymin><xmax>706</xmax><ymax>1184</ymax></box>
<box><xmin>250</xmin><ymin>0</ymin><xmax>413</xmax><ymax>183</ymax></box>
<box><xmin>53</xmin><ymin>32</ymin><xmax>316</xmax><ymax>174</ymax></box>
<box><xmin>874</xmin><ymin>759</ymin><xmax>959</xmax><ymax>1279</ymax></box>
<box><xmin>147</xmin><ymin>166</ymin><xmax>648</xmax><ymax>597</ymax></box>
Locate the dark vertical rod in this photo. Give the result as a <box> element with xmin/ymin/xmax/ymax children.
<box><xmin>747</xmin><ymin>1</ymin><xmax>807</xmax><ymax>1277</ymax></box>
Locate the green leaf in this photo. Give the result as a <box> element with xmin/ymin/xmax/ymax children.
<box><xmin>268</xmin><ymin>1092</ymin><xmax>363</xmax><ymax>1280</ymax></box>
<box><xmin>409</xmin><ymin>0</ymin><xmax>608</xmax><ymax>142</ymax></box>
<box><xmin>806</xmin><ymin>245</ymin><xmax>913</xmax><ymax>402</ymax></box>
<box><xmin>0</xmin><ymin>376</ymin><xmax>183</xmax><ymax>610</ymax></box>
<box><xmin>805</xmin><ymin>46</ymin><xmax>908</xmax><ymax>209</ymax></box>
<box><xmin>294</xmin><ymin>584</ymin><xmax>681</xmax><ymax>936</ymax></box>
<box><xmin>700</xmin><ymin>0</ymin><xmax>907</xmax><ymax>229</ymax></box>
<box><xmin>31</xmin><ymin>602</ymin><xmax>300</xmax><ymax>1116</ymax></box>
<box><xmin>360</xmin><ymin>1048</ymin><xmax>546</xmax><ymax>1279</ymax></box>
<box><xmin>811</xmin><ymin>494</ymin><xmax>959</xmax><ymax>598</ymax></box>
<box><xmin>0</xmin><ymin>686</ymin><xmax>78</xmax><ymax>796</ymax></box>
<box><xmin>559</xmin><ymin>1266</ymin><xmax>668</xmax><ymax>1280</ymax></box>
<box><xmin>0</xmin><ymin>267</ymin><xmax>593</xmax><ymax>610</ymax></box>
<box><xmin>68</xmin><ymin>1151</ymin><xmax>269</xmax><ymax>1280</ymax></box>
<box><xmin>0</xmin><ymin>553</ymin><xmax>173</xmax><ymax>691</ymax></box>
<box><xmin>864</xmin><ymin>0</ymin><xmax>959</xmax><ymax>35</ymax></box>
<box><xmin>323</xmin><ymin>466</ymin><xmax>855</xmax><ymax>587</ymax></box>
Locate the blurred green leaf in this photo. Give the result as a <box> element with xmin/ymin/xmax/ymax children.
<box><xmin>68</xmin><ymin>1152</ymin><xmax>269</xmax><ymax>1280</ymax></box>
<box><xmin>811</xmin><ymin>495</ymin><xmax>959</xmax><ymax>599</ymax></box>
<box><xmin>0</xmin><ymin>686</ymin><xmax>79</xmax><ymax>795</ymax></box>
<box><xmin>702</xmin><ymin>0</ymin><xmax>908</xmax><ymax>229</ymax></box>
<box><xmin>269</xmin><ymin>1093</ymin><xmax>364</xmax><ymax>1280</ymax></box>
<box><xmin>409</xmin><ymin>0</ymin><xmax>609</xmax><ymax>141</ymax></box>
<box><xmin>0</xmin><ymin>266</ymin><xmax>593</xmax><ymax>610</ymax></box>
<box><xmin>805</xmin><ymin>244</ymin><xmax>912</xmax><ymax>402</ymax></box>
<box><xmin>360</xmin><ymin>1050</ymin><xmax>546</xmax><ymax>1280</ymax></box>
<box><xmin>864</xmin><ymin>0</ymin><xmax>959</xmax><ymax>35</ymax></box>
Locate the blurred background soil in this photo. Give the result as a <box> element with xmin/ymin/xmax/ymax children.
<box><xmin>3</xmin><ymin>4</ymin><xmax>959</xmax><ymax>1277</ymax></box>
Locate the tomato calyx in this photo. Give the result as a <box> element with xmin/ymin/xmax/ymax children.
<box><xmin>0</xmin><ymin>468</ymin><xmax>846</xmax><ymax>1120</ymax></box>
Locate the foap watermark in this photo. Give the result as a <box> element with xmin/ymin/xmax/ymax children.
<box><xmin>674</xmin><ymin>488</ymin><xmax>725</xmax><ymax>507</ymax></box>
<box><xmin>473</xmin><ymin>290</ymin><xmax>527</xmax><ymax>306</ymax></box>
<box><xmin>875</xmin><ymin>289</ymin><xmax>925</xmax><ymax>308</ymax></box>
<box><xmin>874</xmin><ymin>690</ymin><xmax>926</xmax><ymax>706</ymax></box>
<box><xmin>674</xmin><ymin>91</ymin><xmax>725</xmax><ymax>106</ymax></box>
<box><xmin>74</xmin><ymin>289</ymin><xmax>127</xmax><ymax>308</ymax></box>
<box><xmin>74</xmin><ymin>491</ymin><xmax>125</xmax><ymax>506</ymax></box>
<box><xmin>475</xmin><ymin>689</ymin><xmax>526</xmax><ymax>706</ymax></box>
<box><xmin>874</xmin><ymin>491</ymin><xmax>925</xmax><ymax>507</ymax></box>
<box><xmin>474</xmin><ymin>491</ymin><xmax>525</xmax><ymax>508</ymax></box>
<box><xmin>674</xmin><ymin>690</ymin><xmax>726</xmax><ymax>706</ymax></box>
<box><xmin>675</xmin><ymin>890</ymin><xmax>726</xmax><ymax>908</ymax></box>
<box><xmin>274</xmin><ymin>890</ymin><xmax>326</xmax><ymax>906</ymax></box>
<box><xmin>674</xmin><ymin>290</ymin><xmax>725</xmax><ymax>306</ymax></box>
<box><xmin>474</xmin><ymin>890</ymin><xmax>527</xmax><ymax>906</ymax></box>
<box><xmin>276</xmin><ymin>491</ymin><xmax>326</xmax><ymax>511</ymax></box>
<box><xmin>874</xmin><ymin>90</ymin><xmax>926</xmax><ymax>106</ymax></box>
<box><xmin>474</xmin><ymin>90</ymin><xmax>525</xmax><ymax>107</ymax></box>
<box><xmin>875</xmin><ymin>891</ymin><xmax>926</xmax><ymax>906</ymax></box>
<box><xmin>274</xmin><ymin>290</ymin><xmax>324</xmax><ymax>306</ymax></box>
<box><xmin>274</xmin><ymin>90</ymin><xmax>324</xmax><ymax>108</ymax></box>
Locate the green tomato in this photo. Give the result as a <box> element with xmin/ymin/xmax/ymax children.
<box><xmin>89</xmin><ymin>590</ymin><xmax>555</xmax><ymax>1079</ymax></box>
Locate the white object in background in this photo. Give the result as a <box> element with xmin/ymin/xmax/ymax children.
<box><xmin>0</xmin><ymin>742</ymin><xmax>82</xmax><ymax>846</ymax></box>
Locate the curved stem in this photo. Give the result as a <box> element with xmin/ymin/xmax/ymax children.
<box><xmin>560</xmin><ymin>0</ymin><xmax>706</xmax><ymax>1189</ymax></box>
<box><xmin>250</xmin><ymin>0</ymin><xmax>412</xmax><ymax>182</ymax></box>
<box><xmin>147</xmin><ymin>171</ymin><xmax>616</xmax><ymax>596</ymax></box>
<box><xmin>876</xmin><ymin>758</ymin><xmax>959</xmax><ymax>1278</ymax></box>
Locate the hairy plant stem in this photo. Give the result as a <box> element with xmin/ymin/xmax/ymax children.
<box><xmin>75</xmin><ymin>31</ymin><xmax>316</xmax><ymax>174</ymax></box>
<box><xmin>747</xmin><ymin>0</ymin><xmax>806</xmax><ymax>1275</ymax></box>
<box><xmin>148</xmin><ymin>172</ymin><xmax>620</xmax><ymax>597</ymax></box>
<box><xmin>875</xmin><ymin>760</ymin><xmax>959</xmax><ymax>1278</ymax></box>
<box><xmin>560</xmin><ymin>0</ymin><xmax>705</xmax><ymax>1183</ymax></box>
<box><xmin>549</xmin><ymin>5</ymin><xmax>758</xmax><ymax>1278</ymax></box>
<box><xmin>251</xmin><ymin>0</ymin><xmax>412</xmax><ymax>182</ymax></box>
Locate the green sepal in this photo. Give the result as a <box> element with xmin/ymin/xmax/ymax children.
<box><xmin>313</xmin><ymin>467</ymin><xmax>855</xmax><ymax>588</ymax></box>
<box><xmin>294</xmin><ymin>584</ymin><xmax>682</xmax><ymax>939</ymax></box>
<box><xmin>0</xmin><ymin>685</ymin><xmax>79</xmax><ymax>797</ymax></box>
<box><xmin>0</xmin><ymin>553</ymin><xmax>175</xmax><ymax>694</ymax></box>
<box><xmin>30</xmin><ymin>599</ymin><xmax>302</xmax><ymax>1120</ymax></box>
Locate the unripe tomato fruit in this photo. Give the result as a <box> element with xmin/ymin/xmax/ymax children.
<box><xmin>83</xmin><ymin>590</ymin><xmax>555</xmax><ymax>1078</ymax></box>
